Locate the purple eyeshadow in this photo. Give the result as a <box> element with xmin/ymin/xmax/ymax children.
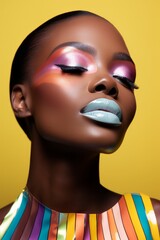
<box><xmin>110</xmin><ymin>61</ymin><xmax>136</xmax><ymax>82</ymax></box>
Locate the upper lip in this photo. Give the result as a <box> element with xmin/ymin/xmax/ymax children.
<box><xmin>81</xmin><ymin>98</ymin><xmax>122</xmax><ymax>121</ymax></box>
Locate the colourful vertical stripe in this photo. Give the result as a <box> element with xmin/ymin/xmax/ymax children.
<box><xmin>75</xmin><ymin>214</ymin><xmax>85</xmax><ymax>240</ymax></box>
<box><xmin>0</xmin><ymin>193</ymin><xmax>24</xmax><ymax>239</ymax></box>
<box><xmin>20</xmin><ymin>192</ymin><xmax>39</xmax><ymax>239</ymax></box>
<box><xmin>57</xmin><ymin>213</ymin><xmax>67</xmax><ymax>240</ymax></box>
<box><xmin>124</xmin><ymin>194</ymin><xmax>147</xmax><ymax>239</ymax></box>
<box><xmin>112</xmin><ymin>202</ymin><xmax>128</xmax><ymax>240</ymax></box>
<box><xmin>132</xmin><ymin>194</ymin><xmax>152</xmax><ymax>239</ymax></box>
<box><xmin>97</xmin><ymin>214</ymin><xmax>104</xmax><ymax>240</ymax></box>
<box><xmin>89</xmin><ymin>214</ymin><xmax>97</xmax><ymax>240</ymax></box>
<box><xmin>0</xmin><ymin>190</ymin><xmax>159</xmax><ymax>239</ymax></box>
<box><xmin>48</xmin><ymin>211</ymin><xmax>59</xmax><ymax>239</ymax></box>
<box><xmin>39</xmin><ymin>208</ymin><xmax>51</xmax><ymax>239</ymax></box>
<box><xmin>119</xmin><ymin>196</ymin><xmax>138</xmax><ymax>239</ymax></box>
<box><xmin>2</xmin><ymin>192</ymin><xmax>28</xmax><ymax>240</ymax></box>
<box><xmin>66</xmin><ymin>213</ymin><xmax>75</xmax><ymax>239</ymax></box>
<box><xmin>11</xmin><ymin>193</ymin><xmax>32</xmax><ymax>239</ymax></box>
<box><xmin>84</xmin><ymin>214</ymin><xmax>90</xmax><ymax>240</ymax></box>
<box><xmin>102</xmin><ymin>212</ymin><xmax>112</xmax><ymax>239</ymax></box>
<box><xmin>141</xmin><ymin>193</ymin><xmax>160</xmax><ymax>239</ymax></box>
<box><xmin>107</xmin><ymin>208</ymin><xmax>120</xmax><ymax>240</ymax></box>
<box><xmin>29</xmin><ymin>204</ymin><xmax>45</xmax><ymax>239</ymax></box>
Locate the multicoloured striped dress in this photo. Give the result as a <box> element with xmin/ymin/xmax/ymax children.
<box><xmin>0</xmin><ymin>189</ymin><xmax>159</xmax><ymax>239</ymax></box>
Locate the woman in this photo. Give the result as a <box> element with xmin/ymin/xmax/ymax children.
<box><xmin>0</xmin><ymin>10</ymin><xmax>160</xmax><ymax>239</ymax></box>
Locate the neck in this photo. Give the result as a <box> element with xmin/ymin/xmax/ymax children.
<box><xmin>26</xmin><ymin>130</ymin><xmax>121</xmax><ymax>213</ymax></box>
<box><xmin>27</xmin><ymin>131</ymin><xmax>102</xmax><ymax>212</ymax></box>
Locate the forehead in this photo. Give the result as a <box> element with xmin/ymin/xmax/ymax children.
<box><xmin>46</xmin><ymin>15</ymin><xmax>128</xmax><ymax>53</ymax></box>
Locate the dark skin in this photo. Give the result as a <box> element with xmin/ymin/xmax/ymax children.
<box><xmin>1</xmin><ymin>14</ymin><xmax>160</xmax><ymax>230</ymax></box>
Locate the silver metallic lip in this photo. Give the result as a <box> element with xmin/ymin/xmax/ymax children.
<box><xmin>81</xmin><ymin>98</ymin><xmax>122</xmax><ymax>126</ymax></box>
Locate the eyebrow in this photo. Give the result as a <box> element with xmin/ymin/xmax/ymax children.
<box><xmin>48</xmin><ymin>41</ymin><xmax>97</xmax><ymax>57</ymax></box>
<box><xmin>48</xmin><ymin>42</ymin><xmax>135</xmax><ymax>65</ymax></box>
<box><xmin>113</xmin><ymin>52</ymin><xmax>135</xmax><ymax>64</ymax></box>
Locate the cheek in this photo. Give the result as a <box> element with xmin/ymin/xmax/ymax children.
<box><xmin>30</xmin><ymin>72</ymin><xmax>84</xmax><ymax>122</ymax></box>
<box><xmin>31</xmin><ymin>68</ymin><xmax>91</xmax><ymax>115</ymax></box>
<box><xmin>31</xmin><ymin>85</ymin><xmax>70</xmax><ymax>115</ymax></box>
<box><xmin>121</xmin><ymin>90</ymin><xmax>136</xmax><ymax>126</ymax></box>
<box><xmin>30</xmin><ymin>82</ymin><xmax>74</xmax><ymax>140</ymax></box>
<box><xmin>32</xmin><ymin>73</ymin><xmax>70</xmax><ymax>108</ymax></box>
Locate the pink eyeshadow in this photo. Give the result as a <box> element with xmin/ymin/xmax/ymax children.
<box><xmin>110</xmin><ymin>61</ymin><xmax>136</xmax><ymax>82</ymax></box>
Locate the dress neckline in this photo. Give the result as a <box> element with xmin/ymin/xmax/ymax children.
<box><xmin>1</xmin><ymin>190</ymin><xmax>158</xmax><ymax>239</ymax></box>
<box><xmin>24</xmin><ymin>187</ymin><xmax>123</xmax><ymax>215</ymax></box>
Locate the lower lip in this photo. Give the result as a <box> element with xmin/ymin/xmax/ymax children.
<box><xmin>81</xmin><ymin>110</ymin><xmax>121</xmax><ymax>126</ymax></box>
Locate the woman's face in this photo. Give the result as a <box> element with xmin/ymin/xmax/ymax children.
<box><xmin>27</xmin><ymin>15</ymin><xmax>137</xmax><ymax>153</ymax></box>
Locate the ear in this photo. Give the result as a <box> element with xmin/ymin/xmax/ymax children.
<box><xmin>11</xmin><ymin>84</ymin><xmax>32</xmax><ymax>118</ymax></box>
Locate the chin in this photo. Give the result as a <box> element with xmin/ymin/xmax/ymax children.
<box><xmin>99</xmin><ymin>135</ymin><xmax>125</xmax><ymax>154</ymax></box>
<box><xmin>100</xmin><ymin>145</ymin><xmax>120</xmax><ymax>154</ymax></box>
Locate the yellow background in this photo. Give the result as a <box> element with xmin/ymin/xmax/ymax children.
<box><xmin>0</xmin><ymin>0</ymin><xmax>160</xmax><ymax>208</ymax></box>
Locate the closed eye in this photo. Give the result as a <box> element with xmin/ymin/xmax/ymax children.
<box><xmin>113</xmin><ymin>75</ymin><xmax>139</xmax><ymax>90</ymax></box>
<box><xmin>55</xmin><ymin>64</ymin><xmax>88</xmax><ymax>75</ymax></box>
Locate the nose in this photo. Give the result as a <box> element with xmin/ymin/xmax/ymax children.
<box><xmin>88</xmin><ymin>77</ymin><xmax>118</xmax><ymax>99</ymax></box>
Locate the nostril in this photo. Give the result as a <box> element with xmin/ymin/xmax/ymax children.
<box><xmin>95</xmin><ymin>84</ymin><xmax>117</xmax><ymax>97</ymax></box>
<box><xmin>95</xmin><ymin>84</ymin><xmax>106</xmax><ymax>92</ymax></box>
<box><xmin>108</xmin><ymin>87</ymin><xmax>117</xmax><ymax>96</ymax></box>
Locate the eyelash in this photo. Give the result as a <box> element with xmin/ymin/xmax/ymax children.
<box><xmin>55</xmin><ymin>64</ymin><xmax>88</xmax><ymax>74</ymax></box>
<box><xmin>113</xmin><ymin>75</ymin><xmax>139</xmax><ymax>90</ymax></box>
<box><xmin>55</xmin><ymin>64</ymin><xmax>138</xmax><ymax>90</ymax></box>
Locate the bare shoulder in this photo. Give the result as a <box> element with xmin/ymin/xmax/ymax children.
<box><xmin>0</xmin><ymin>203</ymin><xmax>13</xmax><ymax>224</ymax></box>
<box><xmin>151</xmin><ymin>198</ymin><xmax>160</xmax><ymax>231</ymax></box>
